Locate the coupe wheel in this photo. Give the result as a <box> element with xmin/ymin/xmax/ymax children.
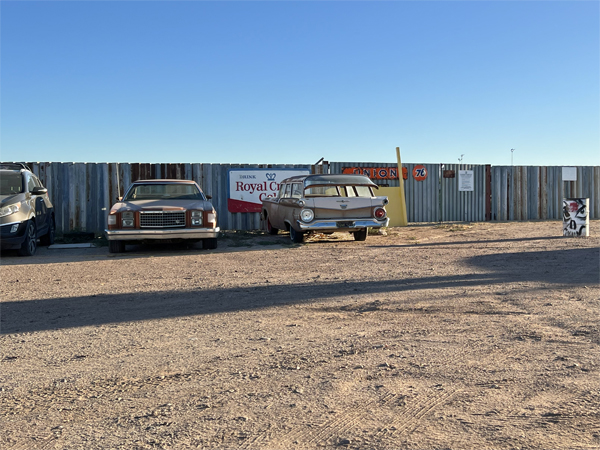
<box><xmin>289</xmin><ymin>226</ymin><xmax>304</xmax><ymax>243</ymax></box>
<box><xmin>18</xmin><ymin>221</ymin><xmax>37</xmax><ymax>256</ymax></box>
<box><xmin>108</xmin><ymin>240</ymin><xmax>125</xmax><ymax>253</ymax></box>
<box><xmin>203</xmin><ymin>238</ymin><xmax>218</xmax><ymax>250</ymax></box>
<box><xmin>354</xmin><ymin>228</ymin><xmax>368</xmax><ymax>241</ymax></box>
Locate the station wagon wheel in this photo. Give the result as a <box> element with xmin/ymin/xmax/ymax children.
<box><xmin>354</xmin><ymin>228</ymin><xmax>368</xmax><ymax>241</ymax></box>
<box><xmin>18</xmin><ymin>221</ymin><xmax>37</xmax><ymax>256</ymax></box>
<box><xmin>289</xmin><ymin>226</ymin><xmax>304</xmax><ymax>243</ymax></box>
<box><xmin>108</xmin><ymin>240</ymin><xmax>125</xmax><ymax>253</ymax></box>
<box><xmin>266</xmin><ymin>217</ymin><xmax>279</xmax><ymax>235</ymax></box>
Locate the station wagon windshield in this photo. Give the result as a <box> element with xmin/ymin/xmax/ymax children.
<box><xmin>124</xmin><ymin>184</ymin><xmax>204</xmax><ymax>201</ymax></box>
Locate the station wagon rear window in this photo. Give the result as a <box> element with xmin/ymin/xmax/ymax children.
<box><xmin>304</xmin><ymin>185</ymin><xmax>373</xmax><ymax>197</ymax></box>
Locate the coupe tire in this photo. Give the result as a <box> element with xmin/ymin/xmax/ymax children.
<box><xmin>18</xmin><ymin>221</ymin><xmax>37</xmax><ymax>256</ymax></box>
<box><xmin>40</xmin><ymin>218</ymin><xmax>55</xmax><ymax>246</ymax></box>
<box><xmin>203</xmin><ymin>238</ymin><xmax>218</xmax><ymax>250</ymax></box>
<box><xmin>266</xmin><ymin>217</ymin><xmax>279</xmax><ymax>235</ymax></box>
<box><xmin>108</xmin><ymin>240</ymin><xmax>125</xmax><ymax>253</ymax></box>
<box><xmin>289</xmin><ymin>226</ymin><xmax>304</xmax><ymax>243</ymax></box>
<box><xmin>354</xmin><ymin>228</ymin><xmax>368</xmax><ymax>241</ymax></box>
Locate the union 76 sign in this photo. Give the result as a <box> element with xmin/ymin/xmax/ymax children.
<box><xmin>412</xmin><ymin>165</ymin><xmax>428</xmax><ymax>181</ymax></box>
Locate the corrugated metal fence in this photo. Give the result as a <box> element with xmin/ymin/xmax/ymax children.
<box><xmin>491</xmin><ymin>165</ymin><xmax>600</xmax><ymax>221</ymax></box>
<box><xmin>328</xmin><ymin>162</ymin><xmax>489</xmax><ymax>223</ymax></box>
<box><xmin>22</xmin><ymin>162</ymin><xmax>310</xmax><ymax>235</ymax></box>
<box><xmin>9</xmin><ymin>161</ymin><xmax>599</xmax><ymax>235</ymax></box>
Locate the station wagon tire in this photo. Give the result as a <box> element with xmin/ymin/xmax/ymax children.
<box><xmin>18</xmin><ymin>221</ymin><xmax>37</xmax><ymax>256</ymax></box>
<box><xmin>289</xmin><ymin>226</ymin><xmax>304</xmax><ymax>243</ymax></box>
<box><xmin>40</xmin><ymin>218</ymin><xmax>55</xmax><ymax>246</ymax></box>
<box><xmin>108</xmin><ymin>240</ymin><xmax>125</xmax><ymax>253</ymax></box>
<box><xmin>203</xmin><ymin>238</ymin><xmax>218</xmax><ymax>250</ymax></box>
<box><xmin>354</xmin><ymin>228</ymin><xmax>368</xmax><ymax>241</ymax></box>
<box><xmin>266</xmin><ymin>217</ymin><xmax>279</xmax><ymax>235</ymax></box>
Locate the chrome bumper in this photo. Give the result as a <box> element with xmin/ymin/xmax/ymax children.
<box><xmin>105</xmin><ymin>227</ymin><xmax>220</xmax><ymax>241</ymax></box>
<box><xmin>297</xmin><ymin>218</ymin><xmax>389</xmax><ymax>231</ymax></box>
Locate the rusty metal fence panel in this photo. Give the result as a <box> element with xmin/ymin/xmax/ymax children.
<box><xmin>491</xmin><ymin>166</ymin><xmax>599</xmax><ymax>220</ymax></box>
<box><xmin>6</xmin><ymin>161</ymin><xmax>599</xmax><ymax>234</ymax></box>
<box><xmin>19</xmin><ymin>162</ymin><xmax>311</xmax><ymax>235</ymax></box>
<box><xmin>328</xmin><ymin>161</ymin><xmax>487</xmax><ymax>223</ymax></box>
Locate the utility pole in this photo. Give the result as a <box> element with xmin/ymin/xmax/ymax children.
<box><xmin>511</xmin><ymin>148</ymin><xmax>515</xmax><ymax>166</ymax></box>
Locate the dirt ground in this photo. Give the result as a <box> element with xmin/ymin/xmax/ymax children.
<box><xmin>1</xmin><ymin>221</ymin><xmax>599</xmax><ymax>450</ymax></box>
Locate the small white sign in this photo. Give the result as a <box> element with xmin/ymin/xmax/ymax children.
<box><xmin>562</xmin><ymin>167</ymin><xmax>577</xmax><ymax>181</ymax></box>
<box><xmin>458</xmin><ymin>170</ymin><xmax>474</xmax><ymax>192</ymax></box>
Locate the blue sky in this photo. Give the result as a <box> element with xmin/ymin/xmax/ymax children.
<box><xmin>1</xmin><ymin>1</ymin><xmax>598</xmax><ymax>166</ymax></box>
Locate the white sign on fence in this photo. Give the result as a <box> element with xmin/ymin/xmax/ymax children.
<box><xmin>458</xmin><ymin>170</ymin><xmax>474</xmax><ymax>192</ymax></box>
<box><xmin>228</xmin><ymin>168</ymin><xmax>310</xmax><ymax>213</ymax></box>
<box><xmin>562</xmin><ymin>167</ymin><xmax>577</xmax><ymax>181</ymax></box>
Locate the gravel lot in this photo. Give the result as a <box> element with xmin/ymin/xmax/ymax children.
<box><xmin>1</xmin><ymin>221</ymin><xmax>599</xmax><ymax>450</ymax></box>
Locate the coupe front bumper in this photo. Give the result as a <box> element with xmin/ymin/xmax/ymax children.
<box><xmin>105</xmin><ymin>227</ymin><xmax>220</xmax><ymax>241</ymax></box>
<box><xmin>297</xmin><ymin>218</ymin><xmax>389</xmax><ymax>232</ymax></box>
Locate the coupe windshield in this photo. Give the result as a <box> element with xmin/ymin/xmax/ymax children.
<box><xmin>0</xmin><ymin>173</ymin><xmax>24</xmax><ymax>195</ymax></box>
<box><xmin>124</xmin><ymin>184</ymin><xmax>204</xmax><ymax>201</ymax></box>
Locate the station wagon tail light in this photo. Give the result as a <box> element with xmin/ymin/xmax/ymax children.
<box><xmin>191</xmin><ymin>210</ymin><xmax>203</xmax><ymax>226</ymax></box>
<box><xmin>374</xmin><ymin>207</ymin><xmax>386</xmax><ymax>219</ymax></box>
<box><xmin>300</xmin><ymin>208</ymin><xmax>314</xmax><ymax>223</ymax></box>
<box><xmin>122</xmin><ymin>211</ymin><xmax>135</xmax><ymax>227</ymax></box>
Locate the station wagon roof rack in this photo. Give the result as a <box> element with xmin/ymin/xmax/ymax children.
<box><xmin>0</xmin><ymin>162</ymin><xmax>32</xmax><ymax>171</ymax></box>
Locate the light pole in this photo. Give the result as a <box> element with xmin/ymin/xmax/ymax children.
<box><xmin>511</xmin><ymin>148</ymin><xmax>515</xmax><ymax>166</ymax></box>
<box><xmin>458</xmin><ymin>154</ymin><xmax>464</xmax><ymax>164</ymax></box>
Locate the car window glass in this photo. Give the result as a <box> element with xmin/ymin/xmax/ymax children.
<box><xmin>355</xmin><ymin>186</ymin><xmax>372</xmax><ymax>197</ymax></box>
<box><xmin>283</xmin><ymin>184</ymin><xmax>291</xmax><ymax>198</ymax></box>
<box><xmin>291</xmin><ymin>183</ymin><xmax>302</xmax><ymax>199</ymax></box>
<box><xmin>278</xmin><ymin>184</ymin><xmax>285</xmax><ymax>198</ymax></box>
<box><xmin>345</xmin><ymin>186</ymin><xmax>357</xmax><ymax>197</ymax></box>
<box><xmin>124</xmin><ymin>184</ymin><xmax>203</xmax><ymax>201</ymax></box>
<box><xmin>33</xmin><ymin>176</ymin><xmax>42</xmax><ymax>188</ymax></box>
<box><xmin>304</xmin><ymin>186</ymin><xmax>339</xmax><ymax>197</ymax></box>
<box><xmin>0</xmin><ymin>172</ymin><xmax>24</xmax><ymax>195</ymax></box>
<box><xmin>27</xmin><ymin>176</ymin><xmax>36</xmax><ymax>193</ymax></box>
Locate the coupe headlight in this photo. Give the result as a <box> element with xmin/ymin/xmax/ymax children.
<box><xmin>122</xmin><ymin>211</ymin><xmax>134</xmax><ymax>227</ymax></box>
<box><xmin>300</xmin><ymin>209</ymin><xmax>314</xmax><ymax>223</ymax></box>
<box><xmin>191</xmin><ymin>210</ymin><xmax>203</xmax><ymax>226</ymax></box>
<box><xmin>0</xmin><ymin>203</ymin><xmax>20</xmax><ymax>218</ymax></box>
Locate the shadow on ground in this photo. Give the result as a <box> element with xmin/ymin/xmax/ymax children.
<box><xmin>1</xmin><ymin>247</ymin><xmax>597</xmax><ymax>334</ymax></box>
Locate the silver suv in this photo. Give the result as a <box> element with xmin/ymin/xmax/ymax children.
<box><xmin>0</xmin><ymin>163</ymin><xmax>55</xmax><ymax>256</ymax></box>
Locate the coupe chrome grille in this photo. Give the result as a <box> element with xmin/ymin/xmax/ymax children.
<box><xmin>140</xmin><ymin>211</ymin><xmax>186</xmax><ymax>228</ymax></box>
